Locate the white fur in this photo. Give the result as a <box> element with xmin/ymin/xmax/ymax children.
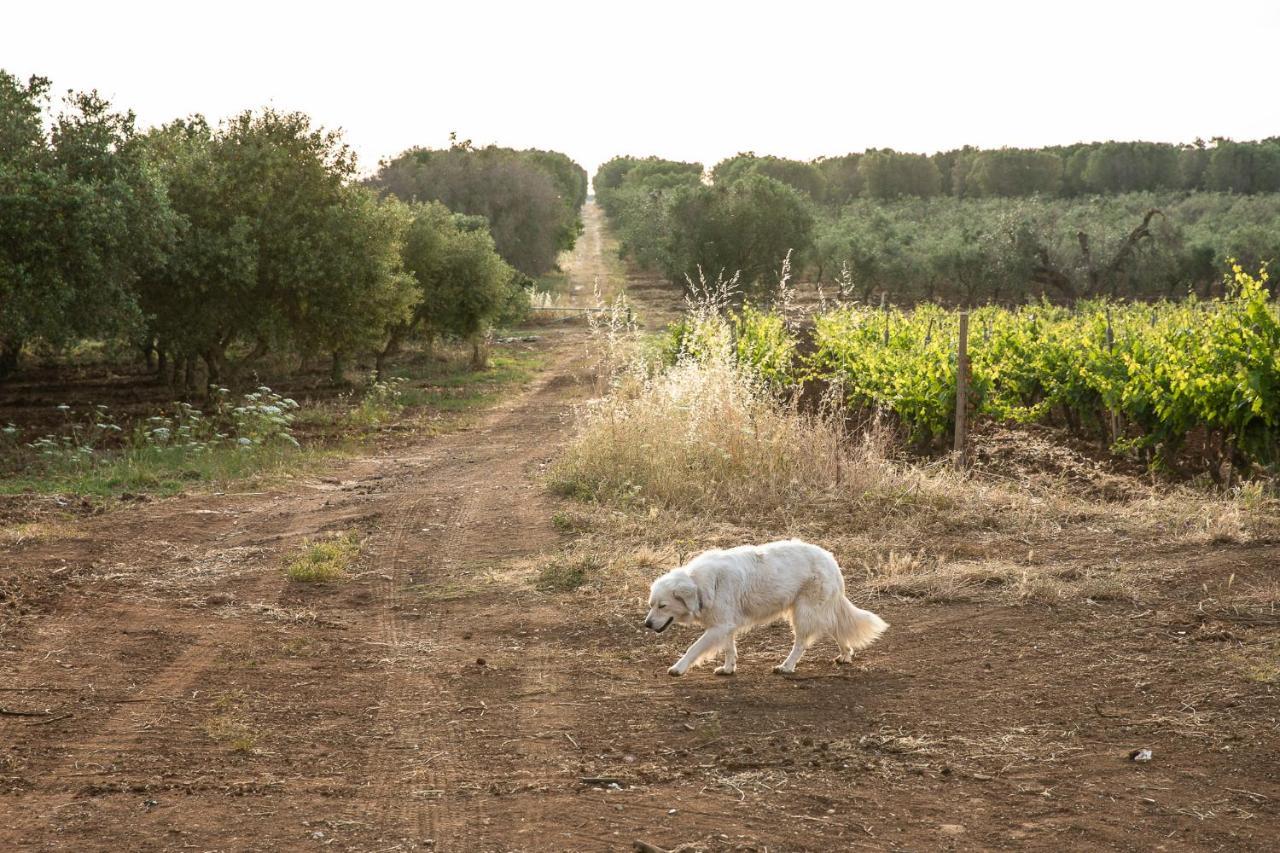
<box><xmin>644</xmin><ymin>539</ymin><xmax>888</xmax><ymax>676</ymax></box>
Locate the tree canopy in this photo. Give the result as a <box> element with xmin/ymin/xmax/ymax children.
<box><xmin>135</xmin><ymin>109</ymin><xmax>415</xmax><ymax>383</ymax></box>
<box><xmin>368</xmin><ymin>143</ymin><xmax>585</xmax><ymax>277</ymax></box>
<box><xmin>0</xmin><ymin>72</ymin><xmax>173</xmax><ymax>377</ymax></box>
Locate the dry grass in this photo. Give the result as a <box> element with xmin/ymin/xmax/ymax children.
<box><xmin>1229</xmin><ymin>640</ymin><xmax>1280</xmax><ymax>684</ymax></box>
<box><xmin>552</xmin><ymin>347</ymin><xmax>904</xmax><ymax>521</ymax></box>
<box><xmin>285</xmin><ymin>532</ymin><xmax>361</xmax><ymax>583</ymax></box>
<box><xmin>0</xmin><ymin>521</ymin><xmax>70</xmax><ymax>547</ymax></box>
<box><xmin>203</xmin><ymin>713</ymin><xmax>258</xmax><ymax>754</ymax></box>
<box><xmin>859</xmin><ymin>551</ymin><xmax>1142</xmax><ymax>604</ymax></box>
<box><xmin>203</xmin><ymin>692</ymin><xmax>259</xmax><ymax>753</ymax></box>
<box><xmin>535</xmin><ymin>555</ymin><xmax>601</xmax><ymax>592</ymax></box>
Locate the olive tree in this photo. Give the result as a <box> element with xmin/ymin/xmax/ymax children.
<box><xmin>664</xmin><ymin>174</ymin><xmax>814</xmax><ymax>292</ymax></box>
<box><xmin>378</xmin><ymin>202</ymin><xmax>520</xmax><ymax>374</ymax></box>
<box><xmin>138</xmin><ymin>109</ymin><xmax>415</xmax><ymax>387</ymax></box>
<box><xmin>0</xmin><ymin>71</ymin><xmax>173</xmax><ymax>379</ymax></box>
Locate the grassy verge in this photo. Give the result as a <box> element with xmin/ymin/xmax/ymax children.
<box><xmin>0</xmin><ymin>444</ymin><xmax>320</xmax><ymax>499</ymax></box>
<box><xmin>391</xmin><ymin>350</ymin><xmax>545</xmax><ymax>414</ymax></box>
<box><xmin>0</xmin><ymin>344</ymin><xmax>545</xmax><ymax>504</ymax></box>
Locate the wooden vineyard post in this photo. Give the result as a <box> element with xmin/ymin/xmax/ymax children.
<box><xmin>880</xmin><ymin>293</ymin><xmax>889</xmax><ymax>345</ymax></box>
<box><xmin>954</xmin><ymin>311</ymin><xmax>969</xmax><ymax>469</ymax></box>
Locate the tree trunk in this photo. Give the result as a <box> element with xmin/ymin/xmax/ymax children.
<box><xmin>470</xmin><ymin>336</ymin><xmax>488</xmax><ymax>369</ymax></box>
<box><xmin>0</xmin><ymin>338</ymin><xmax>22</xmax><ymax>381</ymax></box>
<box><xmin>377</xmin><ymin>323</ymin><xmax>408</xmax><ymax>382</ymax></box>
<box><xmin>331</xmin><ymin>351</ymin><xmax>346</xmax><ymax>385</ymax></box>
<box><xmin>1033</xmin><ymin>248</ymin><xmax>1078</xmax><ymax>302</ymax></box>
<box><xmin>202</xmin><ymin>347</ymin><xmax>227</xmax><ymax>396</ymax></box>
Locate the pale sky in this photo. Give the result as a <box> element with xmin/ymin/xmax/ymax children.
<box><xmin>5</xmin><ymin>1</ymin><xmax>1279</xmax><ymax>184</ymax></box>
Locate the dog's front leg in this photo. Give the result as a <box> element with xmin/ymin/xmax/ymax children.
<box><xmin>715</xmin><ymin>637</ymin><xmax>737</xmax><ymax>676</ymax></box>
<box><xmin>669</xmin><ymin>627</ymin><xmax>731</xmax><ymax>677</ymax></box>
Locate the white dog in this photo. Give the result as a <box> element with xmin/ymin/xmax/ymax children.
<box><xmin>644</xmin><ymin>539</ymin><xmax>887</xmax><ymax>676</ymax></box>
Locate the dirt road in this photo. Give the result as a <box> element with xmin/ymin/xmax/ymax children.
<box><xmin>2</xmin><ymin>204</ymin><xmax>1277</xmax><ymax>851</ymax></box>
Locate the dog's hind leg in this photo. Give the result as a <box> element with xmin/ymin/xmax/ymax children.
<box><xmin>775</xmin><ymin>601</ymin><xmax>825</xmax><ymax>674</ymax></box>
<box><xmin>669</xmin><ymin>627</ymin><xmax>733</xmax><ymax>677</ymax></box>
<box><xmin>833</xmin><ymin>636</ymin><xmax>854</xmax><ymax>665</ymax></box>
<box><xmin>714</xmin><ymin>636</ymin><xmax>737</xmax><ymax>676</ymax></box>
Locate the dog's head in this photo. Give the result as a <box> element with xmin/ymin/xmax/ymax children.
<box><xmin>644</xmin><ymin>570</ymin><xmax>700</xmax><ymax>633</ymax></box>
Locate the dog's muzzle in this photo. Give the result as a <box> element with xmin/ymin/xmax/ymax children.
<box><xmin>645</xmin><ymin>616</ymin><xmax>674</xmax><ymax>633</ymax></box>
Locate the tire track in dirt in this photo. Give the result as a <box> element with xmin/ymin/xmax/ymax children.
<box><xmin>0</xmin><ymin>465</ymin><xmax>404</xmax><ymax>843</ymax></box>
<box><xmin>353</xmin><ymin>356</ymin><xmax>591</xmax><ymax>850</ymax></box>
<box><xmin>351</xmin><ymin>203</ymin><xmax>620</xmax><ymax>851</ymax></box>
<box><xmin>366</xmin><ymin>484</ymin><xmax>469</xmax><ymax>846</ymax></box>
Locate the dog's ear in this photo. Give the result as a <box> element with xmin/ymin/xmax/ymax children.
<box><xmin>674</xmin><ymin>581</ymin><xmax>701</xmax><ymax>615</ymax></box>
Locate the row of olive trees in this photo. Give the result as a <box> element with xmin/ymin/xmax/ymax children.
<box><xmin>596</xmin><ymin>151</ymin><xmax>1280</xmax><ymax>305</ymax></box>
<box><xmin>705</xmin><ymin>139</ymin><xmax>1280</xmax><ymax>206</ymax></box>
<box><xmin>1</xmin><ymin>72</ymin><xmax>579</xmax><ymax>385</ymax></box>
<box><xmin>367</xmin><ymin>139</ymin><xmax>586</xmax><ymax>277</ymax></box>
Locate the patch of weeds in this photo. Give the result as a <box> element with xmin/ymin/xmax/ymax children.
<box><xmin>0</xmin><ymin>521</ymin><xmax>71</xmax><ymax>546</ymax></box>
<box><xmin>694</xmin><ymin>716</ymin><xmax>722</xmax><ymax>744</ymax></box>
<box><xmin>1</xmin><ymin>387</ymin><xmax>318</xmax><ymax>500</ymax></box>
<box><xmin>345</xmin><ymin>375</ymin><xmax>408</xmax><ymax>429</ymax></box>
<box><xmin>220</xmin><ymin>646</ymin><xmax>263</xmax><ymax>669</ymax></box>
<box><xmin>285</xmin><ymin>532</ymin><xmax>361</xmax><ymax>583</ymax></box>
<box><xmin>203</xmin><ymin>692</ymin><xmax>258</xmax><ymax>754</ymax></box>
<box><xmin>1230</xmin><ymin>640</ymin><xmax>1280</xmax><ymax>684</ymax></box>
<box><xmin>204</xmin><ymin>714</ymin><xmax>258</xmax><ymax>754</ymax></box>
<box><xmin>282</xmin><ymin>636</ymin><xmax>322</xmax><ymax>657</ymax></box>
<box><xmin>551</xmin><ymin>509</ymin><xmax>593</xmax><ymax>533</ymax></box>
<box><xmin>385</xmin><ymin>350</ymin><xmax>544</xmax><ymax>413</ymax></box>
<box><xmin>410</xmin><ymin>578</ymin><xmax>480</xmax><ymax>602</ymax></box>
<box><xmin>535</xmin><ymin>555</ymin><xmax>601</xmax><ymax>593</ymax></box>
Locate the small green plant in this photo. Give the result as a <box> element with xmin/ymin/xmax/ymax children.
<box><xmin>285</xmin><ymin>532</ymin><xmax>361</xmax><ymax>582</ymax></box>
<box><xmin>551</xmin><ymin>510</ymin><xmax>590</xmax><ymax>532</ymax></box>
<box><xmin>225</xmin><ymin>386</ymin><xmax>301</xmax><ymax>448</ymax></box>
<box><xmin>535</xmin><ymin>555</ymin><xmax>599</xmax><ymax>592</ymax></box>
<box><xmin>347</xmin><ymin>374</ymin><xmax>408</xmax><ymax>428</ymax></box>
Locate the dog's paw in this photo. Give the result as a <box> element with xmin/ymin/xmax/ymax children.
<box><xmin>772</xmin><ymin>664</ymin><xmax>795</xmax><ymax>675</ymax></box>
<box><xmin>714</xmin><ymin>666</ymin><xmax>735</xmax><ymax>676</ymax></box>
<box><xmin>833</xmin><ymin>655</ymin><xmax>852</xmax><ymax>666</ymax></box>
<box><xmin>667</xmin><ymin>666</ymin><xmax>684</xmax><ymax>677</ymax></box>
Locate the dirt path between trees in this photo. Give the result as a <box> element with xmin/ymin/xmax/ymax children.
<box><xmin>3</xmin><ymin>204</ymin><xmax>1278</xmax><ymax>851</ymax></box>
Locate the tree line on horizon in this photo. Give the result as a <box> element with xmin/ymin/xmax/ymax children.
<box><xmin>594</xmin><ymin>140</ymin><xmax>1280</xmax><ymax>305</ymax></box>
<box><xmin>0</xmin><ymin>71</ymin><xmax>586</xmax><ymax>385</ymax></box>
<box><xmin>649</xmin><ymin>139</ymin><xmax>1280</xmax><ymax>204</ymax></box>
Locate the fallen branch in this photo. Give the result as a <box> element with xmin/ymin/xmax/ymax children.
<box><xmin>0</xmin><ymin>707</ymin><xmax>50</xmax><ymax>717</ymax></box>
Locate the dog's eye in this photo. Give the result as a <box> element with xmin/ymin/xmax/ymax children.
<box><xmin>657</xmin><ymin>604</ymin><xmax>666</xmax><ymax>609</ymax></box>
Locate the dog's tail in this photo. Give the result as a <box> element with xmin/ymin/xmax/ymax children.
<box><xmin>836</xmin><ymin>597</ymin><xmax>888</xmax><ymax>651</ymax></box>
